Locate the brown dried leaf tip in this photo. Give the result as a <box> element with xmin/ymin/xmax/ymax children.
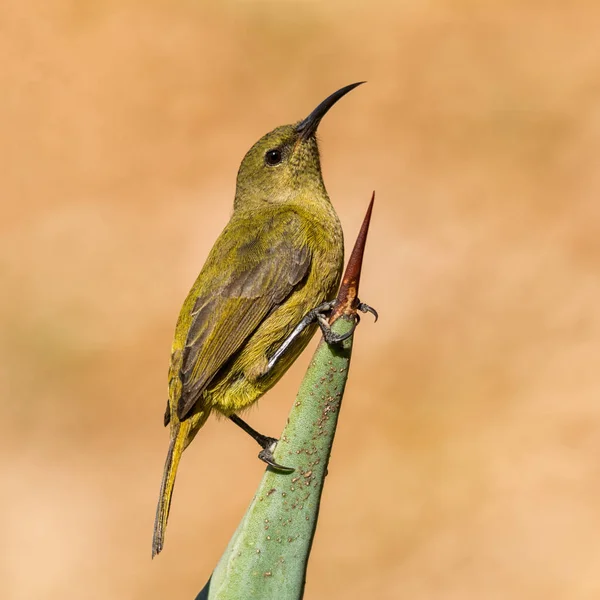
<box><xmin>331</xmin><ymin>191</ymin><xmax>375</xmax><ymax>322</ymax></box>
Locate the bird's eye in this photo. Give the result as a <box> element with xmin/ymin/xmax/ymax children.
<box><xmin>265</xmin><ymin>148</ymin><xmax>283</xmax><ymax>166</ymax></box>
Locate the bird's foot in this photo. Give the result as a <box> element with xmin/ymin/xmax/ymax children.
<box><xmin>257</xmin><ymin>437</ymin><xmax>295</xmax><ymax>473</ymax></box>
<box><xmin>316</xmin><ymin>298</ymin><xmax>378</xmax><ymax>344</ymax></box>
<box><xmin>357</xmin><ymin>301</ymin><xmax>378</xmax><ymax>322</ymax></box>
<box><xmin>229</xmin><ymin>415</ymin><xmax>294</xmax><ymax>472</ymax></box>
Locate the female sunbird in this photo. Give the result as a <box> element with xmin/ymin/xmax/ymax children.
<box><xmin>152</xmin><ymin>83</ymin><xmax>365</xmax><ymax>557</ymax></box>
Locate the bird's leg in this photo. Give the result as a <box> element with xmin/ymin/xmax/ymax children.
<box><xmin>267</xmin><ymin>299</ymin><xmax>378</xmax><ymax>371</ymax></box>
<box><xmin>266</xmin><ymin>301</ymin><xmax>334</xmax><ymax>370</ymax></box>
<box><xmin>229</xmin><ymin>414</ymin><xmax>295</xmax><ymax>473</ymax></box>
<box><xmin>229</xmin><ymin>414</ymin><xmax>274</xmax><ymax>449</ymax></box>
<box><xmin>235</xmin><ymin>299</ymin><xmax>376</xmax><ymax>472</ymax></box>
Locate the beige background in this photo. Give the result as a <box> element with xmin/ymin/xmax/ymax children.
<box><xmin>2</xmin><ymin>1</ymin><xmax>600</xmax><ymax>599</ymax></box>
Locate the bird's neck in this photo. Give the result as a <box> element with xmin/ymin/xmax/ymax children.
<box><xmin>235</xmin><ymin>178</ymin><xmax>336</xmax><ymax>217</ymax></box>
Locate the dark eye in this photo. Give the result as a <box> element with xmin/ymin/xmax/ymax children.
<box><xmin>265</xmin><ymin>148</ymin><xmax>283</xmax><ymax>166</ymax></box>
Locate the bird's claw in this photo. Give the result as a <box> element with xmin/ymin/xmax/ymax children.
<box><xmin>315</xmin><ymin>298</ymin><xmax>378</xmax><ymax>345</ymax></box>
<box><xmin>316</xmin><ymin>313</ymin><xmax>355</xmax><ymax>344</ymax></box>
<box><xmin>357</xmin><ymin>301</ymin><xmax>378</xmax><ymax>322</ymax></box>
<box><xmin>258</xmin><ymin>438</ymin><xmax>295</xmax><ymax>473</ymax></box>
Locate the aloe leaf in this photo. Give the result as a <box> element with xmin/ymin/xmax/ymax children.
<box><xmin>195</xmin><ymin>194</ymin><xmax>375</xmax><ymax>600</ymax></box>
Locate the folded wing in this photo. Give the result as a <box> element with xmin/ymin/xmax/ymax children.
<box><xmin>176</xmin><ymin>212</ymin><xmax>311</xmax><ymax>421</ymax></box>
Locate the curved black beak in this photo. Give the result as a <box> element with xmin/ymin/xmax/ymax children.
<box><xmin>296</xmin><ymin>82</ymin><xmax>365</xmax><ymax>140</ymax></box>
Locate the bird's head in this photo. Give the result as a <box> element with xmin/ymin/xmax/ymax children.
<box><xmin>234</xmin><ymin>82</ymin><xmax>364</xmax><ymax>210</ymax></box>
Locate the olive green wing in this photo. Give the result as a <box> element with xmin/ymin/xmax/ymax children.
<box><xmin>176</xmin><ymin>213</ymin><xmax>311</xmax><ymax>421</ymax></box>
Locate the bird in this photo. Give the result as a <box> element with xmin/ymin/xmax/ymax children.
<box><xmin>152</xmin><ymin>82</ymin><xmax>365</xmax><ymax>557</ymax></box>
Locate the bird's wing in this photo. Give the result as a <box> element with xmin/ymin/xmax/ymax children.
<box><xmin>176</xmin><ymin>212</ymin><xmax>311</xmax><ymax>421</ymax></box>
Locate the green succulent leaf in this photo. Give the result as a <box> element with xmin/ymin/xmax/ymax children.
<box><xmin>196</xmin><ymin>315</ymin><xmax>356</xmax><ymax>600</ymax></box>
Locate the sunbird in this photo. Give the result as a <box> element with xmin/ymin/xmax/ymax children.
<box><xmin>152</xmin><ymin>82</ymin><xmax>370</xmax><ymax>557</ymax></box>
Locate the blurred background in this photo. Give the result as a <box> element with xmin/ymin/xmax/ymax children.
<box><xmin>2</xmin><ymin>1</ymin><xmax>600</xmax><ymax>598</ymax></box>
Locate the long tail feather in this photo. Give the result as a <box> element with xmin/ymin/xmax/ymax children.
<box><xmin>152</xmin><ymin>420</ymin><xmax>190</xmax><ymax>558</ymax></box>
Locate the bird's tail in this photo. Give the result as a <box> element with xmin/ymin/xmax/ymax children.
<box><xmin>152</xmin><ymin>419</ymin><xmax>190</xmax><ymax>558</ymax></box>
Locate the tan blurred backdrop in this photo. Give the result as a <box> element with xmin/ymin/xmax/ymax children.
<box><xmin>2</xmin><ymin>1</ymin><xmax>600</xmax><ymax>599</ymax></box>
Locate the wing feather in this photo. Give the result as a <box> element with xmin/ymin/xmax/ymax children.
<box><xmin>176</xmin><ymin>212</ymin><xmax>311</xmax><ymax>421</ymax></box>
